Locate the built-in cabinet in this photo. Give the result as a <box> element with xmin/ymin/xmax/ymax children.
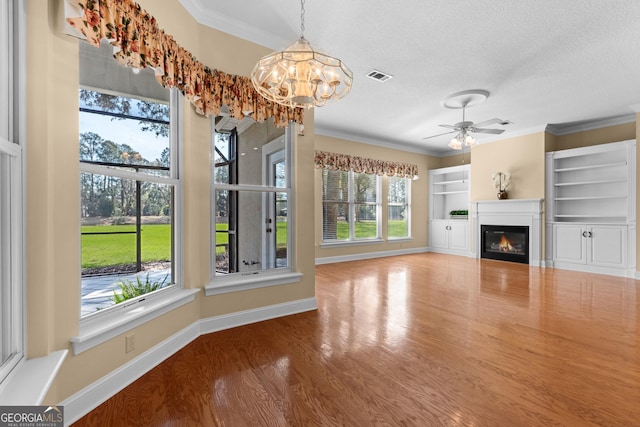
<box><xmin>546</xmin><ymin>140</ymin><xmax>636</xmax><ymax>277</ymax></box>
<box><xmin>428</xmin><ymin>165</ymin><xmax>470</xmax><ymax>256</ymax></box>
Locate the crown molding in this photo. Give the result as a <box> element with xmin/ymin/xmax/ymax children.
<box><xmin>314</xmin><ymin>126</ymin><xmax>444</xmax><ymax>157</ymax></box>
<box><xmin>178</xmin><ymin>0</ymin><xmax>290</xmax><ymax>50</ymax></box>
<box><xmin>546</xmin><ymin>114</ymin><xmax>636</xmax><ymax>136</ymax></box>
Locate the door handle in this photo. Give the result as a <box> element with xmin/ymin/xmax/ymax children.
<box><xmin>582</xmin><ymin>231</ymin><xmax>587</xmax><ymax>238</ymax></box>
<box><xmin>588</xmin><ymin>231</ymin><xmax>592</xmax><ymax>238</ymax></box>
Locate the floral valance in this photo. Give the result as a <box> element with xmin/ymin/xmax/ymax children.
<box><xmin>314</xmin><ymin>151</ymin><xmax>419</xmax><ymax>179</ymax></box>
<box><xmin>64</xmin><ymin>0</ymin><xmax>303</xmax><ymax>128</ymax></box>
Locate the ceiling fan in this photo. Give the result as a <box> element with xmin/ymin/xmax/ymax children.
<box><xmin>423</xmin><ymin>90</ymin><xmax>512</xmax><ymax>150</ymax></box>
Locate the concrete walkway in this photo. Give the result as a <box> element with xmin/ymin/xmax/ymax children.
<box><xmin>81</xmin><ymin>269</ymin><xmax>171</xmax><ymax>317</ymax></box>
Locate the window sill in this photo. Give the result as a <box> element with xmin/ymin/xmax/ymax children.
<box><xmin>320</xmin><ymin>238</ymin><xmax>384</xmax><ymax>249</ymax></box>
<box><xmin>0</xmin><ymin>350</ymin><xmax>67</xmax><ymax>405</ymax></box>
<box><xmin>387</xmin><ymin>237</ymin><xmax>413</xmax><ymax>242</ymax></box>
<box><xmin>205</xmin><ymin>271</ymin><xmax>303</xmax><ymax>296</ymax></box>
<box><xmin>70</xmin><ymin>287</ymin><xmax>199</xmax><ymax>355</ymax></box>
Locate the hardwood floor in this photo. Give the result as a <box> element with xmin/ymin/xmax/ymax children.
<box><xmin>72</xmin><ymin>253</ymin><xmax>640</xmax><ymax>426</ymax></box>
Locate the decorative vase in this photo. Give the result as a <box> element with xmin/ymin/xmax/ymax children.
<box><xmin>497</xmin><ymin>191</ymin><xmax>508</xmax><ymax>200</ymax></box>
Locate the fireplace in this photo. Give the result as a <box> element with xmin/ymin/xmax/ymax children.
<box><xmin>481</xmin><ymin>225</ymin><xmax>529</xmax><ymax>264</ymax></box>
<box><xmin>473</xmin><ymin>199</ymin><xmax>543</xmax><ymax>266</ymax></box>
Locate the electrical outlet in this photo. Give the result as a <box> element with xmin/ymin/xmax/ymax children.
<box><xmin>125</xmin><ymin>334</ymin><xmax>135</xmax><ymax>353</ymax></box>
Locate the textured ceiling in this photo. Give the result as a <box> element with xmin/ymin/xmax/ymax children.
<box><xmin>179</xmin><ymin>0</ymin><xmax>640</xmax><ymax>155</ymax></box>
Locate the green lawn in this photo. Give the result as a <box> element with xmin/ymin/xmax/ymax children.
<box><xmin>84</xmin><ymin>220</ymin><xmax>408</xmax><ymax>268</ymax></box>
<box><xmin>388</xmin><ymin>220</ymin><xmax>408</xmax><ymax>238</ymax></box>
<box><xmin>331</xmin><ymin>220</ymin><xmax>407</xmax><ymax>239</ymax></box>
<box><xmin>81</xmin><ymin>224</ymin><xmax>171</xmax><ymax>269</ymax></box>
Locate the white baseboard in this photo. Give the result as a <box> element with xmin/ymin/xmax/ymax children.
<box><xmin>60</xmin><ymin>297</ymin><xmax>318</xmax><ymax>426</ymax></box>
<box><xmin>315</xmin><ymin>247</ymin><xmax>428</xmax><ymax>265</ymax></box>
<box><xmin>199</xmin><ymin>297</ymin><xmax>318</xmax><ymax>334</ymax></box>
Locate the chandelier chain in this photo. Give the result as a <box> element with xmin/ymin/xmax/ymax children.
<box><xmin>300</xmin><ymin>0</ymin><xmax>305</xmax><ymax>37</ymax></box>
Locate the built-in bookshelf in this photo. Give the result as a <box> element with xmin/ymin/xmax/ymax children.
<box><xmin>545</xmin><ymin>140</ymin><xmax>636</xmax><ymax>278</ymax></box>
<box><xmin>428</xmin><ymin>165</ymin><xmax>470</xmax><ymax>255</ymax></box>
<box><xmin>429</xmin><ymin>165</ymin><xmax>470</xmax><ymax>220</ymax></box>
<box><xmin>546</xmin><ymin>140</ymin><xmax>635</xmax><ymax>223</ymax></box>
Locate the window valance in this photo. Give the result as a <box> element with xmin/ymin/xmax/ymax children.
<box><xmin>314</xmin><ymin>151</ymin><xmax>419</xmax><ymax>179</ymax></box>
<box><xmin>64</xmin><ymin>0</ymin><xmax>303</xmax><ymax>128</ymax></box>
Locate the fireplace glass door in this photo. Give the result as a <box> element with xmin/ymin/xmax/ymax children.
<box><xmin>481</xmin><ymin>225</ymin><xmax>529</xmax><ymax>264</ymax></box>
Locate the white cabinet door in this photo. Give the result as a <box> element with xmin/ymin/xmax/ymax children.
<box><xmin>589</xmin><ymin>225</ymin><xmax>626</xmax><ymax>268</ymax></box>
<box><xmin>553</xmin><ymin>224</ymin><xmax>586</xmax><ymax>264</ymax></box>
<box><xmin>430</xmin><ymin>220</ymin><xmax>449</xmax><ymax>249</ymax></box>
<box><xmin>448</xmin><ymin>221</ymin><xmax>468</xmax><ymax>251</ymax></box>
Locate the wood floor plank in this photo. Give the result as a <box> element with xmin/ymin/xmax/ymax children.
<box><xmin>72</xmin><ymin>253</ymin><xmax>640</xmax><ymax>426</ymax></box>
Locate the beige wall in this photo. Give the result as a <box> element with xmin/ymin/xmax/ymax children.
<box><xmin>314</xmin><ymin>135</ymin><xmax>440</xmax><ymax>259</ymax></box>
<box><xmin>30</xmin><ymin>0</ymin><xmax>315</xmax><ymax>403</ymax></box>
<box><xmin>550</xmin><ymin>122</ymin><xmax>635</xmax><ymax>152</ymax></box>
<box><xmin>470</xmin><ymin>132</ymin><xmax>546</xmax><ymax>201</ymax></box>
<box><xmin>438</xmin><ymin>151</ymin><xmax>471</xmax><ymax>169</ymax></box>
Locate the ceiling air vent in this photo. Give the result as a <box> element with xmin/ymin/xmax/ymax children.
<box><xmin>366</xmin><ymin>69</ymin><xmax>393</xmax><ymax>82</ymax></box>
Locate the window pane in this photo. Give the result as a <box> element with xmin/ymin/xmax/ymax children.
<box><xmin>274</xmin><ymin>192</ymin><xmax>288</xmax><ymax>267</ymax></box>
<box><xmin>354</xmin><ymin>204</ymin><xmax>378</xmax><ymax>238</ymax></box>
<box><xmin>0</xmin><ymin>151</ymin><xmax>11</xmax><ymax>364</ymax></box>
<box><xmin>214</xmin><ymin>189</ymin><xmax>235</xmax><ymax>273</ymax></box>
<box><xmin>388</xmin><ymin>176</ymin><xmax>409</xmax><ymax>238</ymax></box>
<box><xmin>214</xmin><ymin>132</ymin><xmax>232</xmax><ymax>184</ymax></box>
<box><xmin>213</xmin><ymin>189</ymin><xmax>289</xmax><ymax>275</ymax></box>
<box><xmin>79</xmin><ymin>90</ymin><xmax>170</xmax><ymax>177</ymax></box>
<box><xmin>81</xmin><ymin>172</ymin><xmax>173</xmax><ymax>316</ymax></box>
<box><xmin>322</xmin><ymin>169</ymin><xmax>348</xmax><ymax>202</ymax></box>
<box><xmin>353</xmin><ymin>172</ymin><xmax>377</xmax><ymax>203</ymax></box>
<box><xmin>322</xmin><ymin>202</ymin><xmax>349</xmax><ymax>240</ymax></box>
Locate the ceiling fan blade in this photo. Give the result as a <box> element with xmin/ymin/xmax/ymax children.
<box><xmin>472</xmin><ymin>118</ymin><xmax>503</xmax><ymax>128</ymax></box>
<box><xmin>422</xmin><ymin>130</ymin><xmax>456</xmax><ymax>140</ymax></box>
<box><xmin>471</xmin><ymin>127</ymin><xmax>505</xmax><ymax>135</ymax></box>
<box><xmin>438</xmin><ymin>124</ymin><xmax>458</xmax><ymax>130</ymax></box>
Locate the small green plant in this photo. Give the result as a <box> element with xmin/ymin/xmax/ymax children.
<box><xmin>449</xmin><ymin>210</ymin><xmax>468</xmax><ymax>216</ymax></box>
<box><xmin>112</xmin><ymin>273</ymin><xmax>169</xmax><ymax>304</ymax></box>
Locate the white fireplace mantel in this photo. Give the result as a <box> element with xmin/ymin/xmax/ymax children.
<box><xmin>472</xmin><ymin>198</ymin><xmax>544</xmax><ymax>266</ymax></box>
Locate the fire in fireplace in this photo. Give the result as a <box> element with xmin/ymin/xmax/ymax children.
<box><xmin>481</xmin><ymin>225</ymin><xmax>529</xmax><ymax>264</ymax></box>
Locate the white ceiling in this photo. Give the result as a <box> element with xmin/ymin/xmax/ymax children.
<box><xmin>179</xmin><ymin>0</ymin><xmax>640</xmax><ymax>155</ymax></box>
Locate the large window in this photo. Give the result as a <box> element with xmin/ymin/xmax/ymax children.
<box><xmin>388</xmin><ymin>176</ymin><xmax>411</xmax><ymax>239</ymax></box>
<box><xmin>322</xmin><ymin>170</ymin><xmax>381</xmax><ymax>242</ymax></box>
<box><xmin>0</xmin><ymin>0</ymin><xmax>24</xmax><ymax>384</ymax></box>
<box><xmin>211</xmin><ymin>117</ymin><xmax>293</xmax><ymax>280</ymax></box>
<box><xmin>79</xmin><ymin>41</ymin><xmax>180</xmax><ymax>317</ymax></box>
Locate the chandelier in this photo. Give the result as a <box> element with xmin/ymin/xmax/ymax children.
<box><xmin>250</xmin><ymin>0</ymin><xmax>353</xmax><ymax>109</ymax></box>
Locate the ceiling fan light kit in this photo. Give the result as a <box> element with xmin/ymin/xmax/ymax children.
<box><xmin>424</xmin><ymin>89</ymin><xmax>513</xmax><ymax>150</ymax></box>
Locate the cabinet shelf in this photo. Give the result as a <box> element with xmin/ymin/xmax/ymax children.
<box><xmin>554</xmin><ymin>178</ymin><xmax>626</xmax><ymax>187</ymax></box>
<box><xmin>554</xmin><ymin>161</ymin><xmax>627</xmax><ymax>172</ymax></box>
<box><xmin>554</xmin><ymin>214</ymin><xmax>627</xmax><ymax>219</ymax></box>
<box><xmin>433</xmin><ymin>190</ymin><xmax>468</xmax><ymax>195</ymax></box>
<box><xmin>554</xmin><ymin>195</ymin><xmax>627</xmax><ymax>201</ymax></box>
<box><xmin>433</xmin><ymin>179</ymin><xmax>468</xmax><ymax>185</ymax></box>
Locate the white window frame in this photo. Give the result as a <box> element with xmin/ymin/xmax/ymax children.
<box><xmin>206</xmin><ymin>121</ymin><xmax>301</xmax><ymax>296</ymax></box>
<box><xmin>71</xmin><ymin>88</ymin><xmax>198</xmax><ymax>355</ymax></box>
<box><xmin>0</xmin><ymin>0</ymin><xmax>24</xmax><ymax>387</ymax></box>
<box><xmin>321</xmin><ymin>170</ymin><xmax>383</xmax><ymax>247</ymax></box>
<box><xmin>387</xmin><ymin>176</ymin><xmax>412</xmax><ymax>241</ymax></box>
